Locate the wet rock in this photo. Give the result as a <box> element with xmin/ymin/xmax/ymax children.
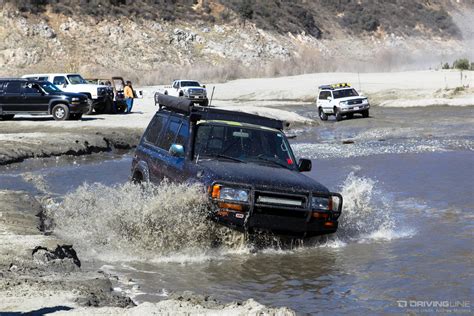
<box><xmin>32</xmin><ymin>245</ymin><xmax>81</xmax><ymax>268</ymax></box>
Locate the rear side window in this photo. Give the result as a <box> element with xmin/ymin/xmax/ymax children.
<box><xmin>53</xmin><ymin>76</ymin><xmax>67</xmax><ymax>85</ymax></box>
<box><xmin>319</xmin><ymin>91</ymin><xmax>331</xmax><ymax>100</ymax></box>
<box><xmin>5</xmin><ymin>82</ymin><xmax>21</xmax><ymax>93</ymax></box>
<box><xmin>0</xmin><ymin>81</ymin><xmax>4</xmax><ymax>92</ymax></box>
<box><xmin>160</xmin><ymin>119</ymin><xmax>181</xmax><ymax>150</ymax></box>
<box><xmin>144</xmin><ymin>114</ymin><xmax>167</xmax><ymax>146</ymax></box>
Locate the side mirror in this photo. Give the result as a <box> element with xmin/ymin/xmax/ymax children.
<box><xmin>298</xmin><ymin>158</ymin><xmax>312</xmax><ymax>172</ymax></box>
<box><xmin>202</xmin><ymin>84</ymin><xmax>206</xmax><ymax>88</ymax></box>
<box><xmin>327</xmin><ymin>97</ymin><xmax>332</xmax><ymax>101</ymax></box>
<box><xmin>169</xmin><ymin>144</ymin><xmax>185</xmax><ymax>158</ymax></box>
<box><xmin>63</xmin><ymin>83</ymin><xmax>68</xmax><ymax>88</ymax></box>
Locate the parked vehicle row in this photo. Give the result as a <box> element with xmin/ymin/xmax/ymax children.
<box><xmin>0</xmin><ymin>78</ymin><xmax>89</xmax><ymax>121</ymax></box>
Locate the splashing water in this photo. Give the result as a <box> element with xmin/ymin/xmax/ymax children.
<box><xmin>45</xmin><ymin>181</ymin><xmax>247</xmax><ymax>259</ymax></box>
<box><xmin>44</xmin><ymin>173</ymin><xmax>412</xmax><ymax>261</ymax></box>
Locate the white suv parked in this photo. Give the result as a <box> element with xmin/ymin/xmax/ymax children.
<box><xmin>316</xmin><ymin>83</ymin><xmax>370</xmax><ymax>121</ymax></box>
<box><xmin>22</xmin><ymin>73</ymin><xmax>113</xmax><ymax>114</ymax></box>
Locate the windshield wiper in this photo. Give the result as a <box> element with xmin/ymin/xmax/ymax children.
<box><xmin>212</xmin><ymin>154</ymin><xmax>245</xmax><ymax>163</ymax></box>
<box><xmin>255</xmin><ymin>155</ymin><xmax>290</xmax><ymax>169</ymax></box>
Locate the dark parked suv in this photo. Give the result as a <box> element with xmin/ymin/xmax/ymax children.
<box><xmin>0</xmin><ymin>79</ymin><xmax>89</xmax><ymax>121</ymax></box>
<box><xmin>131</xmin><ymin>95</ymin><xmax>343</xmax><ymax>237</ymax></box>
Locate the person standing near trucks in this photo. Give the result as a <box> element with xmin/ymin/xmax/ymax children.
<box><xmin>124</xmin><ymin>81</ymin><xmax>134</xmax><ymax>113</ymax></box>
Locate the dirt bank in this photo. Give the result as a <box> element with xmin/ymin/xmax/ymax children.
<box><xmin>0</xmin><ymin>125</ymin><xmax>142</xmax><ymax>165</ymax></box>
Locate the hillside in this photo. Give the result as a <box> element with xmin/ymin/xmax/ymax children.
<box><xmin>0</xmin><ymin>0</ymin><xmax>473</xmax><ymax>83</ymax></box>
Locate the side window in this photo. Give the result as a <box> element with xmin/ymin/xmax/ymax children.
<box><xmin>144</xmin><ymin>114</ymin><xmax>166</xmax><ymax>146</ymax></box>
<box><xmin>53</xmin><ymin>76</ymin><xmax>67</xmax><ymax>85</ymax></box>
<box><xmin>319</xmin><ymin>91</ymin><xmax>331</xmax><ymax>100</ymax></box>
<box><xmin>0</xmin><ymin>81</ymin><xmax>4</xmax><ymax>93</ymax></box>
<box><xmin>159</xmin><ymin>119</ymin><xmax>181</xmax><ymax>150</ymax></box>
<box><xmin>5</xmin><ymin>82</ymin><xmax>21</xmax><ymax>94</ymax></box>
<box><xmin>38</xmin><ymin>77</ymin><xmax>48</xmax><ymax>81</ymax></box>
<box><xmin>22</xmin><ymin>83</ymin><xmax>40</xmax><ymax>94</ymax></box>
<box><xmin>172</xmin><ymin>81</ymin><xmax>178</xmax><ymax>89</ymax></box>
<box><xmin>175</xmin><ymin>122</ymin><xmax>189</xmax><ymax>147</ymax></box>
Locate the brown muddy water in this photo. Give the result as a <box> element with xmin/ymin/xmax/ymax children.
<box><xmin>0</xmin><ymin>106</ymin><xmax>472</xmax><ymax>314</ymax></box>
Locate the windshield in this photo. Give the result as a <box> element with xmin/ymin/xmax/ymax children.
<box><xmin>333</xmin><ymin>88</ymin><xmax>359</xmax><ymax>99</ymax></box>
<box><xmin>67</xmin><ymin>75</ymin><xmax>87</xmax><ymax>84</ymax></box>
<box><xmin>39</xmin><ymin>82</ymin><xmax>62</xmax><ymax>93</ymax></box>
<box><xmin>194</xmin><ymin>123</ymin><xmax>297</xmax><ymax>170</ymax></box>
<box><xmin>180</xmin><ymin>81</ymin><xmax>201</xmax><ymax>87</ymax></box>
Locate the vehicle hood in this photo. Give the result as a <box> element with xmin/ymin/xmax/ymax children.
<box><xmin>70</xmin><ymin>84</ymin><xmax>107</xmax><ymax>90</ymax></box>
<box><xmin>336</xmin><ymin>96</ymin><xmax>367</xmax><ymax>102</ymax></box>
<box><xmin>49</xmin><ymin>91</ymin><xmax>88</xmax><ymax>99</ymax></box>
<box><xmin>197</xmin><ymin>160</ymin><xmax>329</xmax><ymax>193</ymax></box>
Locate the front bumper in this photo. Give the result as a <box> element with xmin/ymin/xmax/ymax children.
<box><xmin>339</xmin><ymin>103</ymin><xmax>370</xmax><ymax>113</ymax></box>
<box><xmin>69</xmin><ymin>101</ymin><xmax>90</xmax><ymax>114</ymax></box>
<box><xmin>209</xmin><ymin>184</ymin><xmax>343</xmax><ymax>237</ymax></box>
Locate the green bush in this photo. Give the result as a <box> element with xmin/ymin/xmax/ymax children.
<box><xmin>453</xmin><ymin>58</ymin><xmax>470</xmax><ymax>70</ymax></box>
<box><xmin>441</xmin><ymin>62</ymin><xmax>450</xmax><ymax>69</ymax></box>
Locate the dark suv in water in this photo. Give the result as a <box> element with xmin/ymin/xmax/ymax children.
<box><xmin>131</xmin><ymin>95</ymin><xmax>343</xmax><ymax>237</ymax></box>
<box><xmin>0</xmin><ymin>79</ymin><xmax>89</xmax><ymax>121</ymax></box>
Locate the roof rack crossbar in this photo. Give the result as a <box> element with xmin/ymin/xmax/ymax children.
<box><xmin>154</xmin><ymin>94</ymin><xmax>284</xmax><ymax>130</ymax></box>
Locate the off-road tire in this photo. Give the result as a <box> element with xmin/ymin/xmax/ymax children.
<box><xmin>318</xmin><ymin>108</ymin><xmax>328</xmax><ymax>121</ymax></box>
<box><xmin>0</xmin><ymin>114</ymin><xmax>15</xmax><ymax>120</ymax></box>
<box><xmin>335</xmin><ymin>108</ymin><xmax>342</xmax><ymax>121</ymax></box>
<box><xmin>202</xmin><ymin>99</ymin><xmax>209</xmax><ymax>107</ymax></box>
<box><xmin>94</xmin><ymin>98</ymin><xmax>113</xmax><ymax>114</ymax></box>
<box><xmin>52</xmin><ymin>104</ymin><xmax>70</xmax><ymax>121</ymax></box>
<box><xmin>362</xmin><ymin>109</ymin><xmax>369</xmax><ymax>118</ymax></box>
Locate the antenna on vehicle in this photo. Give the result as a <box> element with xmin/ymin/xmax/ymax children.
<box><xmin>209</xmin><ymin>86</ymin><xmax>215</xmax><ymax>107</ymax></box>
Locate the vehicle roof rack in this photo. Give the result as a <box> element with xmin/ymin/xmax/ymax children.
<box><xmin>318</xmin><ymin>83</ymin><xmax>351</xmax><ymax>90</ymax></box>
<box><xmin>154</xmin><ymin>93</ymin><xmax>285</xmax><ymax>130</ymax></box>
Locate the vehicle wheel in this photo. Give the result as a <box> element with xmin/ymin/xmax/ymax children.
<box><xmin>70</xmin><ymin>113</ymin><xmax>83</xmax><ymax>120</ymax></box>
<box><xmin>318</xmin><ymin>108</ymin><xmax>328</xmax><ymax>121</ymax></box>
<box><xmin>1</xmin><ymin>114</ymin><xmax>15</xmax><ymax>120</ymax></box>
<box><xmin>52</xmin><ymin>104</ymin><xmax>70</xmax><ymax>121</ymax></box>
<box><xmin>335</xmin><ymin>108</ymin><xmax>342</xmax><ymax>121</ymax></box>
<box><xmin>346</xmin><ymin>113</ymin><xmax>354</xmax><ymax>119</ymax></box>
<box><xmin>132</xmin><ymin>171</ymin><xmax>143</xmax><ymax>184</ymax></box>
<box><xmin>362</xmin><ymin>109</ymin><xmax>369</xmax><ymax>118</ymax></box>
<box><xmin>94</xmin><ymin>103</ymin><xmax>106</xmax><ymax>114</ymax></box>
<box><xmin>85</xmin><ymin>99</ymin><xmax>94</xmax><ymax>115</ymax></box>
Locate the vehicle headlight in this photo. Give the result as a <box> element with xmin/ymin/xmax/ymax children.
<box><xmin>339</xmin><ymin>101</ymin><xmax>348</xmax><ymax>106</ymax></box>
<box><xmin>312</xmin><ymin>196</ymin><xmax>331</xmax><ymax>211</ymax></box>
<box><xmin>184</xmin><ymin>90</ymin><xmax>190</xmax><ymax>96</ymax></box>
<box><xmin>362</xmin><ymin>98</ymin><xmax>368</xmax><ymax>104</ymax></box>
<box><xmin>71</xmin><ymin>97</ymin><xmax>80</xmax><ymax>101</ymax></box>
<box><xmin>211</xmin><ymin>185</ymin><xmax>249</xmax><ymax>202</ymax></box>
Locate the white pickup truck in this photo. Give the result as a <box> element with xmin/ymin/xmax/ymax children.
<box><xmin>22</xmin><ymin>73</ymin><xmax>114</xmax><ymax>114</ymax></box>
<box><xmin>316</xmin><ymin>83</ymin><xmax>370</xmax><ymax>121</ymax></box>
<box><xmin>162</xmin><ymin>80</ymin><xmax>208</xmax><ymax>106</ymax></box>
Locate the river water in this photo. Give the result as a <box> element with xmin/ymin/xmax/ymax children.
<box><xmin>0</xmin><ymin>106</ymin><xmax>472</xmax><ymax>314</ymax></box>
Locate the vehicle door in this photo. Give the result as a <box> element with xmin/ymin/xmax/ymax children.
<box><xmin>21</xmin><ymin>82</ymin><xmax>49</xmax><ymax>113</ymax></box>
<box><xmin>52</xmin><ymin>76</ymin><xmax>69</xmax><ymax>92</ymax></box>
<box><xmin>155</xmin><ymin>116</ymin><xmax>188</xmax><ymax>182</ymax></box>
<box><xmin>317</xmin><ymin>91</ymin><xmax>332</xmax><ymax>112</ymax></box>
<box><xmin>140</xmin><ymin>112</ymin><xmax>169</xmax><ymax>183</ymax></box>
<box><xmin>1</xmin><ymin>81</ymin><xmax>23</xmax><ymax>112</ymax></box>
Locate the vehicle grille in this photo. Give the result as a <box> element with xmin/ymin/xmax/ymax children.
<box><xmin>189</xmin><ymin>88</ymin><xmax>205</xmax><ymax>95</ymax></box>
<box><xmin>254</xmin><ymin>191</ymin><xmax>308</xmax><ymax>218</ymax></box>
<box><xmin>348</xmin><ymin>99</ymin><xmax>362</xmax><ymax>105</ymax></box>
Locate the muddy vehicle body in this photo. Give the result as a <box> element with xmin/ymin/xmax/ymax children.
<box><xmin>131</xmin><ymin>95</ymin><xmax>343</xmax><ymax>237</ymax></box>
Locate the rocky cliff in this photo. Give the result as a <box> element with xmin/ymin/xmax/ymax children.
<box><xmin>0</xmin><ymin>0</ymin><xmax>473</xmax><ymax>83</ymax></box>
